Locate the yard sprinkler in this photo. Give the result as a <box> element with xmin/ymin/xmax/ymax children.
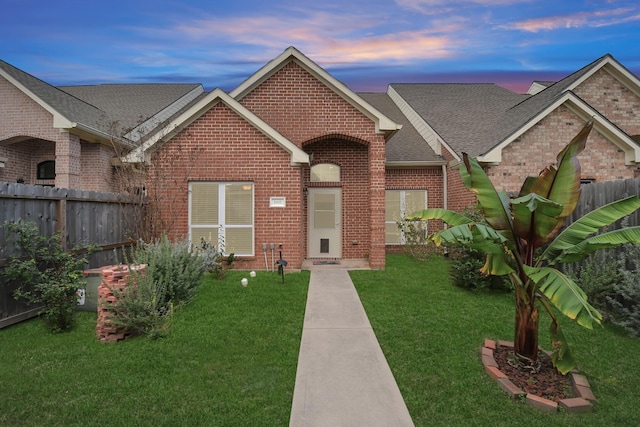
<box><xmin>275</xmin><ymin>244</ymin><xmax>288</xmax><ymax>284</ymax></box>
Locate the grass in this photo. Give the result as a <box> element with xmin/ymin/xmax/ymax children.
<box><xmin>0</xmin><ymin>269</ymin><xmax>309</xmax><ymax>426</ymax></box>
<box><xmin>3</xmin><ymin>255</ymin><xmax>639</xmax><ymax>426</ymax></box>
<box><xmin>351</xmin><ymin>253</ymin><xmax>640</xmax><ymax>427</ymax></box>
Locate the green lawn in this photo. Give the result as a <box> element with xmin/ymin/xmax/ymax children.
<box><xmin>351</xmin><ymin>254</ymin><xmax>640</xmax><ymax>427</ymax></box>
<box><xmin>3</xmin><ymin>255</ymin><xmax>639</xmax><ymax>426</ymax></box>
<box><xmin>0</xmin><ymin>270</ymin><xmax>309</xmax><ymax>426</ymax></box>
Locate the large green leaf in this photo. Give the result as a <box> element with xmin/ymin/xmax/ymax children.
<box><xmin>481</xmin><ymin>252</ymin><xmax>516</xmax><ymax>276</ymax></box>
<box><xmin>549</xmin><ymin>317</ymin><xmax>576</xmax><ymax>375</ymax></box>
<box><xmin>530</xmin><ymin>121</ymin><xmax>591</xmax><ymax>218</ymax></box>
<box><xmin>542</xmin><ymin>196</ymin><xmax>640</xmax><ymax>265</ymax></box>
<box><xmin>524</xmin><ymin>265</ymin><xmax>602</xmax><ymax>329</ymax></box>
<box><xmin>557</xmin><ymin>226</ymin><xmax>640</xmax><ymax>263</ymax></box>
<box><xmin>512</xmin><ymin>193</ymin><xmax>564</xmax><ymax>247</ymax></box>
<box><xmin>460</xmin><ymin>154</ymin><xmax>515</xmax><ymax>241</ymax></box>
<box><xmin>409</xmin><ymin>208</ymin><xmax>472</xmax><ymax>226</ymax></box>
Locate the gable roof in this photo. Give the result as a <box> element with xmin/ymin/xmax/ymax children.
<box><xmin>358</xmin><ymin>92</ymin><xmax>445</xmax><ymax>166</ymax></box>
<box><xmin>230</xmin><ymin>46</ymin><xmax>401</xmax><ymax>134</ymax></box>
<box><xmin>0</xmin><ymin>59</ymin><xmax>111</xmax><ymax>140</ymax></box>
<box><xmin>60</xmin><ymin>83</ymin><xmax>204</xmax><ymax>140</ymax></box>
<box><xmin>390</xmin><ymin>83</ymin><xmax>528</xmax><ymax>159</ymax></box>
<box><xmin>479</xmin><ymin>54</ymin><xmax>640</xmax><ymax>164</ymax></box>
<box><xmin>125</xmin><ymin>88</ymin><xmax>309</xmax><ymax>166</ymax></box>
<box><xmin>392</xmin><ymin>53</ymin><xmax>640</xmax><ymax>165</ymax></box>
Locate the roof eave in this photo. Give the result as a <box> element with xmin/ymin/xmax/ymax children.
<box><xmin>124</xmin><ymin>88</ymin><xmax>309</xmax><ymax>166</ymax></box>
<box><xmin>385</xmin><ymin>160</ymin><xmax>447</xmax><ymax>168</ymax></box>
<box><xmin>478</xmin><ymin>93</ymin><xmax>640</xmax><ymax>165</ymax></box>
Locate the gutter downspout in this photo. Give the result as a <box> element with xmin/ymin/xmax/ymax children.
<box><xmin>442</xmin><ymin>164</ymin><xmax>448</xmax><ymax>211</ymax></box>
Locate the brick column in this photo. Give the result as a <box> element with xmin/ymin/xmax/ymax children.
<box><xmin>55</xmin><ymin>132</ymin><xmax>81</xmax><ymax>189</ymax></box>
<box><xmin>96</xmin><ymin>265</ymin><xmax>146</xmax><ymax>343</ymax></box>
<box><xmin>369</xmin><ymin>137</ymin><xmax>386</xmax><ymax>269</ymax></box>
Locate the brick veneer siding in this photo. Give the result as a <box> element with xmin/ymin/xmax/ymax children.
<box><xmin>237</xmin><ymin>61</ymin><xmax>388</xmax><ymax>268</ymax></box>
<box><xmin>147</xmin><ymin>102</ymin><xmax>305</xmax><ymax>271</ymax></box>
<box><xmin>487</xmin><ymin>106</ymin><xmax>635</xmax><ymax>192</ymax></box>
<box><xmin>0</xmin><ymin>76</ymin><xmax>115</xmax><ymax>191</ymax></box>
<box><xmin>385</xmin><ymin>166</ymin><xmax>445</xmax><ymax>252</ymax></box>
<box><xmin>303</xmin><ymin>137</ymin><xmax>371</xmax><ymax>260</ymax></box>
<box><xmin>444</xmin><ymin>148</ymin><xmax>477</xmax><ymax>212</ymax></box>
<box><xmin>573</xmin><ymin>68</ymin><xmax>640</xmax><ymax>137</ymax></box>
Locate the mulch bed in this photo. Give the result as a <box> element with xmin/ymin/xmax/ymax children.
<box><xmin>493</xmin><ymin>346</ymin><xmax>574</xmax><ymax>402</ymax></box>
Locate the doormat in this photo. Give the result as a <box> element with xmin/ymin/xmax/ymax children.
<box><xmin>313</xmin><ymin>260</ymin><xmax>341</xmax><ymax>265</ymax></box>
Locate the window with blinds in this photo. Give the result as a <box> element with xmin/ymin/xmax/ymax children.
<box><xmin>385</xmin><ymin>190</ymin><xmax>427</xmax><ymax>244</ymax></box>
<box><xmin>189</xmin><ymin>182</ymin><xmax>254</xmax><ymax>256</ymax></box>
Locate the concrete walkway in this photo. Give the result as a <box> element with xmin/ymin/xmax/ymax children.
<box><xmin>289</xmin><ymin>269</ymin><xmax>414</xmax><ymax>426</ymax></box>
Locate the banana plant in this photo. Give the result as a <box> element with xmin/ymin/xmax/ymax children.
<box><xmin>412</xmin><ymin>121</ymin><xmax>640</xmax><ymax>373</ymax></box>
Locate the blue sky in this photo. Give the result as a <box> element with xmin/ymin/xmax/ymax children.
<box><xmin>1</xmin><ymin>0</ymin><xmax>639</xmax><ymax>93</ymax></box>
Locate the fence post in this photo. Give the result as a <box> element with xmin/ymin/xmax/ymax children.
<box><xmin>57</xmin><ymin>199</ymin><xmax>67</xmax><ymax>250</ymax></box>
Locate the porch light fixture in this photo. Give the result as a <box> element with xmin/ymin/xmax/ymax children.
<box><xmin>0</xmin><ymin>157</ymin><xmax>6</xmax><ymax>168</ymax></box>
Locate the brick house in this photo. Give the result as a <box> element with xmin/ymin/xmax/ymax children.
<box><xmin>2</xmin><ymin>48</ymin><xmax>639</xmax><ymax>270</ymax></box>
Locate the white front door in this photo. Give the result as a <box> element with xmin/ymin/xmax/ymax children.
<box><xmin>308</xmin><ymin>188</ymin><xmax>341</xmax><ymax>258</ymax></box>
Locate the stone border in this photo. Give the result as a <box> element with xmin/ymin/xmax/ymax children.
<box><xmin>482</xmin><ymin>339</ymin><xmax>596</xmax><ymax>413</ymax></box>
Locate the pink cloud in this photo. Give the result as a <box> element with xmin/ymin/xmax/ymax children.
<box><xmin>498</xmin><ymin>7</ymin><xmax>640</xmax><ymax>32</ymax></box>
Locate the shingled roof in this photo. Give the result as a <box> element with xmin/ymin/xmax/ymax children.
<box><xmin>60</xmin><ymin>83</ymin><xmax>203</xmax><ymax>136</ymax></box>
<box><xmin>358</xmin><ymin>92</ymin><xmax>444</xmax><ymax>164</ymax></box>
<box><xmin>0</xmin><ymin>59</ymin><xmax>109</xmax><ymax>135</ymax></box>
<box><xmin>390</xmin><ymin>83</ymin><xmax>528</xmax><ymax>157</ymax></box>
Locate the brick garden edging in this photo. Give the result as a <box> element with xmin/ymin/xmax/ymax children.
<box><xmin>96</xmin><ymin>265</ymin><xmax>146</xmax><ymax>343</ymax></box>
<box><xmin>482</xmin><ymin>339</ymin><xmax>596</xmax><ymax>413</ymax></box>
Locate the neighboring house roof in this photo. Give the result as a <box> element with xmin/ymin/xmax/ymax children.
<box><xmin>358</xmin><ymin>92</ymin><xmax>445</xmax><ymax>166</ymax></box>
<box><xmin>481</xmin><ymin>54</ymin><xmax>640</xmax><ymax>164</ymax></box>
<box><xmin>391</xmin><ymin>53</ymin><xmax>640</xmax><ymax>165</ymax></box>
<box><xmin>230</xmin><ymin>46</ymin><xmax>401</xmax><ymax>135</ymax></box>
<box><xmin>60</xmin><ymin>84</ymin><xmax>204</xmax><ymax>140</ymax></box>
<box><xmin>390</xmin><ymin>83</ymin><xmax>528</xmax><ymax>159</ymax></box>
<box><xmin>125</xmin><ymin>88</ymin><xmax>309</xmax><ymax>166</ymax></box>
<box><xmin>0</xmin><ymin>59</ymin><xmax>111</xmax><ymax>140</ymax></box>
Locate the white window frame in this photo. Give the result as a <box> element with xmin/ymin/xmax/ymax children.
<box><xmin>188</xmin><ymin>182</ymin><xmax>254</xmax><ymax>256</ymax></box>
<box><xmin>385</xmin><ymin>190</ymin><xmax>428</xmax><ymax>245</ymax></box>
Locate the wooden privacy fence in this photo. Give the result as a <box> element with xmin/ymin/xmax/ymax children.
<box><xmin>569</xmin><ymin>177</ymin><xmax>640</xmax><ymax>228</ymax></box>
<box><xmin>0</xmin><ymin>182</ymin><xmax>142</xmax><ymax>328</ymax></box>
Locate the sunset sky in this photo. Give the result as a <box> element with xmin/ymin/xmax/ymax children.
<box><xmin>1</xmin><ymin>0</ymin><xmax>639</xmax><ymax>94</ymax></box>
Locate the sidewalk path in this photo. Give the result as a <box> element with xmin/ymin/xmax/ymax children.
<box><xmin>289</xmin><ymin>269</ymin><xmax>414</xmax><ymax>426</ymax></box>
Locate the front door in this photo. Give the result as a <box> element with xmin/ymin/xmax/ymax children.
<box><xmin>308</xmin><ymin>188</ymin><xmax>341</xmax><ymax>258</ymax></box>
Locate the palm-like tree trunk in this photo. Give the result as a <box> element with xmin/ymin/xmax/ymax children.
<box><xmin>514</xmin><ymin>297</ymin><xmax>539</xmax><ymax>362</ymax></box>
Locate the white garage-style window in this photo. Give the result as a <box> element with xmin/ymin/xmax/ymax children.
<box><xmin>189</xmin><ymin>182</ymin><xmax>254</xmax><ymax>256</ymax></box>
<box><xmin>385</xmin><ymin>190</ymin><xmax>427</xmax><ymax>244</ymax></box>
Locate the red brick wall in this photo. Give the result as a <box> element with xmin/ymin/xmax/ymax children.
<box><xmin>304</xmin><ymin>138</ymin><xmax>370</xmax><ymax>260</ymax></box>
<box><xmin>148</xmin><ymin>102</ymin><xmax>305</xmax><ymax>270</ymax></box>
<box><xmin>385</xmin><ymin>166</ymin><xmax>445</xmax><ymax>251</ymax></box>
<box><xmin>445</xmin><ymin>148</ymin><xmax>477</xmax><ymax>212</ymax></box>
<box><xmin>0</xmin><ymin>76</ymin><xmax>115</xmax><ymax>191</ymax></box>
<box><xmin>573</xmin><ymin>68</ymin><xmax>640</xmax><ymax>137</ymax></box>
<box><xmin>487</xmin><ymin>106</ymin><xmax>634</xmax><ymax>192</ymax></box>
<box><xmin>237</xmin><ymin>60</ymin><xmax>387</xmax><ymax>268</ymax></box>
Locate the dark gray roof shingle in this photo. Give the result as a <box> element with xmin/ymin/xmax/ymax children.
<box><xmin>390</xmin><ymin>83</ymin><xmax>528</xmax><ymax>157</ymax></box>
<box><xmin>60</xmin><ymin>83</ymin><xmax>202</xmax><ymax>134</ymax></box>
<box><xmin>0</xmin><ymin>59</ymin><xmax>109</xmax><ymax>134</ymax></box>
<box><xmin>358</xmin><ymin>92</ymin><xmax>444</xmax><ymax>163</ymax></box>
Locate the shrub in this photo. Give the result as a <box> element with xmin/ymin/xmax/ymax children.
<box><xmin>395</xmin><ymin>219</ymin><xmax>441</xmax><ymax>261</ymax></box>
<box><xmin>104</xmin><ymin>267</ymin><xmax>172</xmax><ymax>339</ymax></box>
<box><xmin>607</xmin><ymin>244</ymin><xmax>640</xmax><ymax>337</ymax></box>
<box><xmin>103</xmin><ymin>234</ymin><xmax>211</xmax><ymax>339</ymax></box>
<box><xmin>1</xmin><ymin>220</ymin><xmax>88</xmax><ymax>333</ymax></box>
<box><xmin>131</xmin><ymin>234</ymin><xmax>207</xmax><ymax>306</ymax></box>
<box><xmin>445</xmin><ymin>207</ymin><xmax>511</xmax><ymax>292</ymax></box>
